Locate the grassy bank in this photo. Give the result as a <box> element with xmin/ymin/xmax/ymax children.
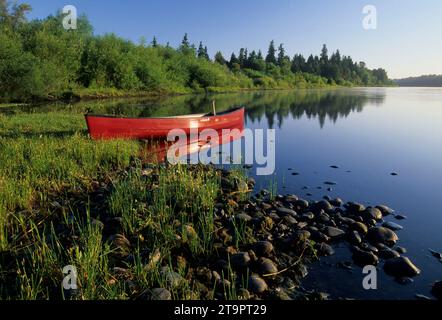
<box><xmin>0</xmin><ymin>108</ymin><xmax>316</xmax><ymax>300</ymax></box>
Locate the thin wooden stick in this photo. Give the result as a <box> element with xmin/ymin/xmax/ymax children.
<box><xmin>212</xmin><ymin>100</ymin><xmax>216</xmax><ymax>115</ymax></box>
<box><xmin>262</xmin><ymin>246</ymin><xmax>307</xmax><ymax>277</ymax></box>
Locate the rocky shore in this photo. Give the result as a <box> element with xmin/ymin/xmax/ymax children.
<box><xmin>2</xmin><ymin>163</ymin><xmax>441</xmax><ymax>300</ymax></box>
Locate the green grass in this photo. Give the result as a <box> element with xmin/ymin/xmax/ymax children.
<box><xmin>0</xmin><ymin>103</ymin><xmax>264</xmax><ymax>300</ymax></box>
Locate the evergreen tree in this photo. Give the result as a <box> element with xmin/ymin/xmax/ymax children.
<box><xmin>277</xmin><ymin>43</ymin><xmax>285</xmax><ymax>66</ymax></box>
<box><xmin>265</xmin><ymin>40</ymin><xmax>277</xmax><ymax>64</ymax></box>
<box><xmin>179</xmin><ymin>33</ymin><xmax>191</xmax><ymax>53</ymax></box>
<box><xmin>151</xmin><ymin>36</ymin><xmax>158</xmax><ymax>48</ymax></box>
<box><xmin>197</xmin><ymin>41</ymin><xmax>205</xmax><ymax>59</ymax></box>
<box><xmin>214</xmin><ymin>51</ymin><xmax>226</xmax><ymax>65</ymax></box>
<box><xmin>320</xmin><ymin>44</ymin><xmax>328</xmax><ymax>63</ymax></box>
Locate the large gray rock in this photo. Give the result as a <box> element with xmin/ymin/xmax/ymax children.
<box><xmin>383</xmin><ymin>256</ymin><xmax>421</xmax><ymax>278</ymax></box>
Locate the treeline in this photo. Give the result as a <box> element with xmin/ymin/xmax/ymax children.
<box><xmin>0</xmin><ymin>2</ymin><xmax>392</xmax><ymax>102</ymax></box>
<box><xmin>394</xmin><ymin>75</ymin><xmax>442</xmax><ymax>87</ymax></box>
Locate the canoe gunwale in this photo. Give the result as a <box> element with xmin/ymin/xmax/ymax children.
<box><xmin>84</xmin><ymin>106</ymin><xmax>244</xmax><ymax>120</ymax></box>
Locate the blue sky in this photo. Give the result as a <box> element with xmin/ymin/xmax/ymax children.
<box><xmin>24</xmin><ymin>0</ymin><xmax>442</xmax><ymax>78</ymax></box>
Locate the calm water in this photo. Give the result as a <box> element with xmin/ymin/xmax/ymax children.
<box><xmin>4</xmin><ymin>87</ymin><xmax>442</xmax><ymax>299</ymax></box>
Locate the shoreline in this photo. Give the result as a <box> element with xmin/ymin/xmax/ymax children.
<box><xmin>0</xmin><ymin>84</ymin><xmax>397</xmax><ymax>106</ymax></box>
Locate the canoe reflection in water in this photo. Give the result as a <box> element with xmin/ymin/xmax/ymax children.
<box><xmin>140</xmin><ymin>123</ymin><xmax>245</xmax><ymax>164</ymax></box>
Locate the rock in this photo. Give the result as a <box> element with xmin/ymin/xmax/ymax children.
<box><xmin>297</xmin><ymin>221</ymin><xmax>308</xmax><ymax>229</ymax></box>
<box><xmin>107</xmin><ymin>234</ymin><xmax>131</xmax><ymax>261</ymax></box>
<box><xmin>330</xmin><ymin>165</ymin><xmax>339</xmax><ymax>169</ymax></box>
<box><xmin>284</xmin><ymin>195</ymin><xmax>299</xmax><ymax>203</ymax></box>
<box><xmin>378</xmin><ymin>248</ymin><xmax>401</xmax><ymax>260</ymax></box>
<box><xmin>150</xmin><ymin>288</ymin><xmax>172</xmax><ymax>300</ymax></box>
<box><xmin>382</xmin><ymin>221</ymin><xmax>403</xmax><ymax>231</ymax></box>
<box><xmin>237</xmin><ymin>288</ymin><xmax>251</xmax><ymax>300</ymax></box>
<box><xmin>294</xmin><ymin>199</ymin><xmax>309</xmax><ymax>209</ymax></box>
<box><xmin>363</xmin><ymin>207</ymin><xmax>383</xmax><ymax>220</ymax></box>
<box><xmin>309</xmin><ymin>230</ymin><xmax>330</xmax><ymax>243</ymax></box>
<box><xmin>292</xmin><ymin>230</ymin><xmax>311</xmax><ymax>242</ymax></box>
<box><xmin>367</xmin><ymin>227</ymin><xmax>399</xmax><ymax>247</ymax></box>
<box><xmin>252</xmin><ymin>241</ymin><xmax>274</xmax><ymax>257</ymax></box>
<box><xmin>301</xmin><ymin>212</ymin><xmax>315</xmax><ymax>220</ymax></box>
<box><xmin>395</xmin><ymin>214</ymin><xmax>407</xmax><ymax>220</ymax></box>
<box><xmin>323</xmin><ymin>226</ymin><xmax>345</xmax><ymax>239</ymax></box>
<box><xmin>348</xmin><ymin>231</ymin><xmax>362</xmax><ymax>245</ymax></box>
<box><xmin>196</xmin><ymin>267</ymin><xmax>213</xmax><ymax>283</ymax></box>
<box><xmin>376</xmin><ymin>205</ymin><xmax>395</xmax><ymax>216</ymax></box>
<box><xmin>395</xmin><ymin>246</ymin><xmax>407</xmax><ymax>254</ymax></box>
<box><xmin>390</xmin><ymin>172</ymin><xmax>398</xmax><ymax>176</ymax></box>
<box><xmin>248</xmin><ymin>275</ymin><xmax>268</xmax><ymax>294</ymax></box>
<box><xmin>161</xmin><ymin>267</ymin><xmax>184</xmax><ymax>289</ymax></box>
<box><xmin>282</xmin><ymin>215</ymin><xmax>298</xmax><ymax>226</ymax></box>
<box><xmin>360</xmin><ymin>242</ymin><xmax>379</xmax><ymax>253</ymax></box>
<box><xmin>235</xmin><ymin>213</ymin><xmax>252</xmax><ymax>223</ymax></box>
<box><xmin>383</xmin><ymin>257</ymin><xmax>421</xmax><ymax>278</ymax></box>
<box><xmin>346</xmin><ymin>202</ymin><xmax>366</xmax><ymax>213</ymax></box>
<box><xmin>324</xmin><ymin>181</ymin><xmax>337</xmax><ymax>186</ymax></box>
<box><xmin>330</xmin><ymin>198</ymin><xmax>343</xmax><ymax>207</ymax></box>
<box><xmin>351</xmin><ymin>247</ymin><xmax>379</xmax><ymax>266</ymax></box>
<box><xmin>256</xmin><ymin>257</ymin><xmax>278</xmax><ymax>275</ymax></box>
<box><xmin>431</xmin><ymin>281</ymin><xmax>442</xmax><ymax>300</ymax></box>
<box><xmin>351</xmin><ymin>222</ymin><xmax>368</xmax><ymax>235</ymax></box>
<box><xmin>429</xmin><ymin>249</ymin><xmax>442</xmax><ymax>261</ymax></box>
<box><xmin>317</xmin><ymin>243</ymin><xmax>335</xmax><ymax>256</ymax></box>
<box><xmin>230</xmin><ymin>252</ymin><xmax>251</xmax><ymax>269</ymax></box>
<box><xmin>395</xmin><ymin>277</ymin><xmax>414</xmax><ymax>285</ymax></box>
<box><xmin>318</xmin><ymin>212</ymin><xmax>331</xmax><ymax>223</ymax></box>
<box><xmin>276</xmin><ymin>207</ymin><xmax>297</xmax><ymax>217</ymax></box>
<box><xmin>312</xmin><ymin>200</ymin><xmax>334</xmax><ymax>212</ymax></box>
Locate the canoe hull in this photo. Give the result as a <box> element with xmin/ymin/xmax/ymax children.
<box><xmin>85</xmin><ymin>107</ymin><xmax>245</xmax><ymax>140</ymax></box>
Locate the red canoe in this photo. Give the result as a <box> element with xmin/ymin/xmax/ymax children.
<box><xmin>85</xmin><ymin>107</ymin><xmax>245</xmax><ymax>139</ymax></box>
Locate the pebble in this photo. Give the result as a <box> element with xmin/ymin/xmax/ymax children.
<box><xmin>367</xmin><ymin>227</ymin><xmax>399</xmax><ymax>246</ymax></box>
<box><xmin>348</xmin><ymin>231</ymin><xmax>362</xmax><ymax>245</ymax></box>
<box><xmin>150</xmin><ymin>288</ymin><xmax>172</xmax><ymax>300</ymax></box>
<box><xmin>276</xmin><ymin>207</ymin><xmax>297</xmax><ymax>217</ymax></box>
<box><xmin>248</xmin><ymin>275</ymin><xmax>268</xmax><ymax>294</ymax></box>
<box><xmin>376</xmin><ymin>205</ymin><xmax>395</xmax><ymax>216</ymax></box>
<box><xmin>378</xmin><ymin>248</ymin><xmax>401</xmax><ymax>260</ymax></box>
<box><xmin>382</xmin><ymin>221</ymin><xmax>403</xmax><ymax>231</ymax></box>
<box><xmin>252</xmin><ymin>241</ymin><xmax>274</xmax><ymax>257</ymax></box>
<box><xmin>351</xmin><ymin>222</ymin><xmax>368</xmax><ymax>235</ymax></box>
<box><xmin>256</xmin><ymin>257</ymin><xmax>278</xmax><ymax>275</ymax></box>
<box><xmin>395</xmin><ymin>246</ymin><xmax>407</xmax><ymax>254</ymax></box>
<box><xmin>394</xmin><ymin>214</ymin><xmax>407</xmax><ymax>220</ymax></box>
<box><xmin>351</xmin><ymin>247</ymin><xmax>379</xmax><ymax>266</ymax></box>
<box><xmin>324</xmin><ymin>181</ymin><xmax>338</xmax><ymax>186</ymax></box>
<box><xmin>383</xmin><ymin>256</ymin><xmax>421</xmax><ymax>278</ymax></box>
<box><xmin>317</xmin><ymin>243</ymin><xmax>335</xmax><ymax>256</ymax></box>
<box><xmin>230</xmin><ymin>252</ymin><xmax>251</xmax><ymax>269</ymax></box>
<box><xmin>323</xmin><ymin>226</ymin><xmax>345</xmax><ymax>239</ymax></box>
<box><xmin>363</xmin><ymin>207</ymin><xmax>383</xmax><ymax>221</ymax></box>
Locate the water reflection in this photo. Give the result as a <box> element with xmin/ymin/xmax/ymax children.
<box><xmin>1</xmin><ymin>89</ymin><xmax>385</xmax><ymax>129</ymax></box>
